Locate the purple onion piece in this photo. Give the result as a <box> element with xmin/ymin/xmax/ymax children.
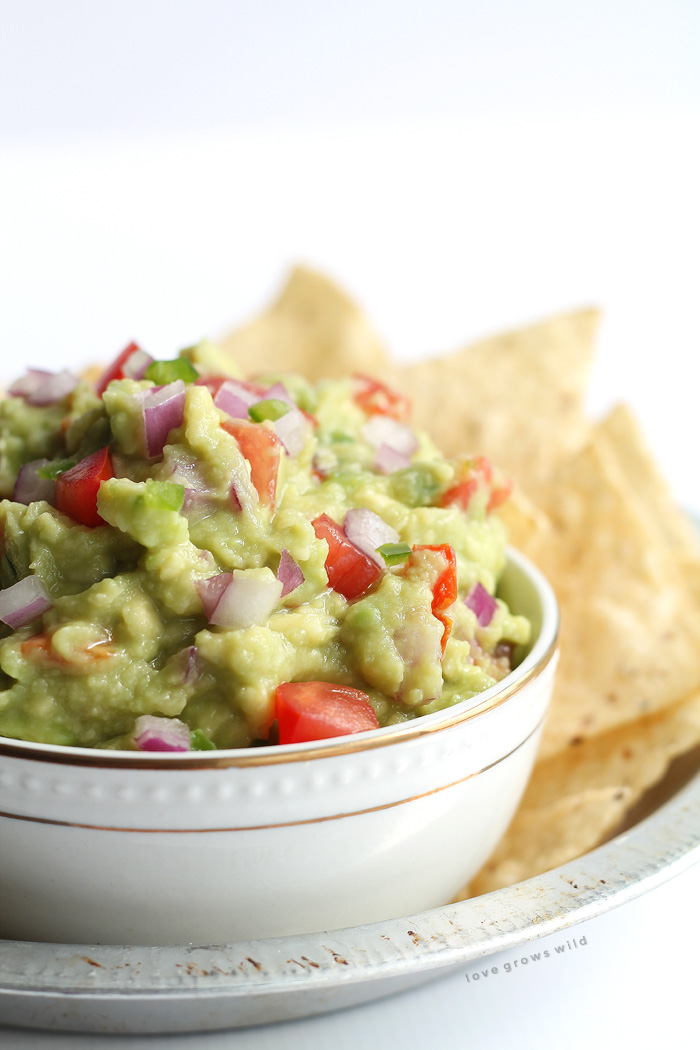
<box><xmin>274</xmin><ymin>409</ymin><xmax>307</xmax><ymax>456</ymax></box>
<box><xmin>122</xmin><ymin>348</ymin><xmax>153</xmax><ymax>380</ymax></box>
<box><xmin>374</xmin><ymin>444</ymin><xmax>411</xmax><ymax>475</ymax></box>
<box><xmin>361</xmin><ymin>416</ymin><xmax>419</xmax><ymax>456</ymax></box>
<box><xmin>264</xmin><ymin>381</ymin><xmax>296</xmax><ymax>408</ymax></box>
<box><xmin>133</xmin><ymin>715</ymin><xmax>191</xmax><ymax>752</ymax></box>
<box><xmin>214</xmin><ymin>380</ymin><xmax>259</xmax><ymax>420</ymax></box>
<box><xmin>465</xmin><ymin>582</ymin><xmax>498</xmax><ymax>627</ymax></box>
<box><xmin>344</xmin><ymin>508</ymin><xmax>399</xmax><ymax>565</ymax></box>
<box><xmin>9</xmin><ymin>368</ymin><xmax>79</xmax><ymax>406</ymax></box>
<box><xmin>229</xmin><ymin>483</ymin><xmax>243</xmax><ymax>512</ymax></box>
<box><xmin>277</xmin><ymin>549</ymin><xmax>304</xmax><ymax>596</ymax></box>
<box><xmin>12</xmin><ymin>459</ymin><xmax>55</xmax><ymax>505</ymax></box>
<box><xmin>161</xmin><ymin>449</ymin><xmax>208</xmax><ymax>490</ymax></box>
<box><xmin>8</xmin><ymin>370</ymin><xmax>53</xmax><ymax>398</ymax></box>
<box><xmin>195</xmin><ymin>573</ymin><xmax>233</xmax><ymax>621</ymax></box>
<box><xmin>196</xmin><ymin>571</ymin><xmax>283</xmax><ymax>629</ymax></box>
<box><xmin>141</xmin><ymin>380</ymin><xmax>186</xmax><ymax>458</ymax></box>
<box><xmin>0</xmin><ymin>575</ymin><xmax>54</xmax><ymax>630</ymax></box>
<box><xmin>183</xmin><ymin>646</ymin><xmax>201</xmax><ymax>685</ymax></box>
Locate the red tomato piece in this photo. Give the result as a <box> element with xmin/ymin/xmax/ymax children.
<box><xmin>54</xmin><ymin>447</ymin><xmax>114</xmax><ymax>527</ymax></box>
<box><xmin>311</xmin><ymin>513</ymin><xmax>382</xmax><ymax>601</ymax></box>
<box><xmin>353</xmin><ymin>373</ymin><xmax>412</xmax><ymax>423</ymax></box>
<box><xmin>20</xmin><ymin>633</ymin><xmax>114</xmax><ymax>667</ymax></box>
<box><xmin>441</xmin><ymin>455</ymin><xmax>512</xmax><ymax>514</ymax></box>
<box><xmin>275</xmin><ymin>681</ymin><xmax>379</xmax><ymax>744</ymax></box>
<box><xmin>95</xmin><ymin>342</ymin><xmax>142</xmax><ymax>397</ymax></box>
<box><xmin>487</xmin><ymin>478</ymin><xmax>513</xmax><ymax>512</ymax></box>
<box><xmin>440</xmin><ymin>455</ymin><xmax>492</xmax><ymax>511</ymax></box>
<box><xmin>439</xmin><ymin>476</ymin><xmax>479</xmax><ymax>511</ymax></box>
<box><xmin>221</xmin><ymin>418</ymin><xmax>281</xmax><ymax>508</ymax></box>
<box><xmin>406</xmin><ymin>544</ymin><xmax>458</xmax><ymax>655</ymax></box>
<box><xmin>410</xmin><ymin>543</ymin><xmax>458</xmax><ymax>611</ymax></box>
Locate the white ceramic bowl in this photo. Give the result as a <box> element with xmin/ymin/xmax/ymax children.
<box><xmin>0</xmin><ymin>546</ymin><xmax>558</xmax><ymax>946</ymax></box>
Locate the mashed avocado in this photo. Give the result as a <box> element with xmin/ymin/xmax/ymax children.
<box><xmin>0</xmin><ymin>345</ymin><xmax>530</xmax><ymax>749</ymax></box>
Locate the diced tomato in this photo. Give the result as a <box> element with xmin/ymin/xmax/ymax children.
<box><xmin>440</xmin><ymin>476</ymin><xmax>479</xmax><ymax>511</ymax></box>
<box><xmin>440</xmin><ymin>455</ymin><xmax>492</xmax><ymax>511</ymax></box>
<box><xmin>353</xmin><ymin>374</ymin><xmax>412</xmax><ymax>423</ymax></box>
<box><xmin>441</xmin><ymin>455</ymin><xmax>512</xmax><ymax>514</ymax></box>
<box><xmin>54</xmin><ymin>447</ymin><xmax>114</xmax><ymax>527</ymax></box>
<box><xmin>311</xmin><ymin>513</ymin><xmax>382</xmax><ymax>601</ymax></box>
<box><xmin>221</xmin><ymin>418</ymin><xmax>281</xmax><ymax>508</ymax></box>
<box><xmin>20</xmin><ymin>634</ymin><xmax>114</xmax><ymax>668</ymax></box>
<box><xmin>95</xmin><ymin>342</ymin><xmax>142</xmax><ymax>397</ymax></box>
<box><xmin>275</xmin><ymin>681</ymin><xmax>379</xmax><ymax>744</ymax></box>
<box><xmin>487</xmin><ymin>478</ymin><xmax>513</xmax><ymax>512</ymax></box>
<box><xmin>410</xmin><ymin>544</ymin><xmax>458</xmax><ymax>611</ymax></box>
<box><xmin>405</xmin><ymin>544</ymin><xmax>458</xmax><ymax>655</ymax></box>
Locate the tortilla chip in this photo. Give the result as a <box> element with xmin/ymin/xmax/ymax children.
<box><xmin>214</xmin><ymin>266</ymin><xmax>700</xmax><ymax>894</ymax></box>
<box><xmin>464</xmin><ymin>786</ymin><xmax>634</xmax><ymax>895</ymax></box>
<box><xmin>462</xmin><ymin>688</ymin><xmax>700</xmax><ymax>895</ymax></box>
<box><xmin>219</xmin><ymin>265</ymin><xmax>390</xmax><ymax>380</ymax></box>
<box><xmin>495</xmin><ymin>484</ymin><xmax>552</xmax><ymax>554</ymax></box>
<box><xmin>597</xmin><ymin>403</ymin><xmax>699</xmax><ymax>559</ymax></box>
<box><xmin>524</xmin><ymin>429</ymin><xmax>700</xmax><ymax>757</ymax></box>
<box><xmin>393</xmin><ymin>307</ymin><xmax>600</xmax><ymax>493</ymax></box>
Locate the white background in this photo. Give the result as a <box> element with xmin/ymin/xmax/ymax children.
<box><xmin>1</xmin><ymin>1</ymin><xmax>699</xmax><ymax>1045</ymax></box>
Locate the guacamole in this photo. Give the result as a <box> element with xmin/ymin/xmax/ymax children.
<box><xmin>0</xmin><ymin>343</ymin><xmax>530</xmax><ymax>750</ymax></box>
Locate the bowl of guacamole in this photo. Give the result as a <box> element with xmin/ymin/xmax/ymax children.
<box><xmin>0</xmin><ymin>342</ymin><xmax>535</xmax><ymax>752</ymax></box>
<box><xmin>0</xmin><ymin>342</ymin><xmax>558</xmax><ymax>945</ymax></box>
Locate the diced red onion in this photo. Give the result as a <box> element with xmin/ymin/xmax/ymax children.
<box><xmin>465</xmin><ymin>582</ymin><xmax>498</xmax><ymax>627</ymax></box>
<box><xmin>133</xmin><ymin>715</ymin><xmax>191</xmax><ymax>752</ymax></box>
<box><xmin>361</xmin><ymin>416</ymin><xmax>418</xmax><ymax>457</ymax></box>
<box><xmin>141</xmin><ymin>380</ymin><xmax>186</xmax><ymax>458</ymax></box>
<box><xmin>274</xmin><ymin>408</ymin><xmax>307</xmax><ymax>456</ymax></box>
<box><xmin>181</xmin><ymin>488</ymin><xmax>212</xmax><ymax>516</ymax></box>
<box><xmin>183</xmin><ymin>646</ymin><xmax>201</xmax><ymax>685</ymax></box>
<box><xmin>197</xmin><ymin>549</ymin><xmax>217</xmax><ymax>570</ymax></box>
<box><xmin>311</xmin><ymin>452</ymin><xmax>332</xmax><ymax>479</ymax></box>
<box><xmin>277</xmin><ymin>549</ymin><xmax>304</xmax><ymax>596</ymax></box>
<box><xmin>230</xmin><ymin>464</ymin><xmax>258</xmax><ymax>512</ymax></box>
<box><xmin>122</xmin><ymin>348</ymin><xmax>153</xmax><ymax>380</ymax></box>
<box><xmin>264</xmin><ymin>381</ymin><xmax>296</xmax><ymax>408</ymax></box>
<box><xmin>374</xmin><ymin>443</ymin><xmax>411</xmax><ymax>474</ymax></box>
<box><xmin>195</xmin><ymin>573</ymin><xmax>231</xmax><ymax>620</ymax></box>
<box><xmin>229</xmin><ymin>482</ymin><xmax>243</xmax><ymax>512</ymax></box>
<box><xmin>12</xmin><ymin>459</ymin><xmax>55</xmax><ymax>505</ymax></box>
<box><xmin>214</xmin><ymin>380</ymin><xmax>260</xmax><ymax>420</ymax></box>
<box><xmin>196</xmin><ymin>572</ymin><xmax>283</xmax><ymax>629</ymax></box>
<box><xmin>8</xmin><ymin>370</ymin><xmax>53</xmax><ymax>398</ymax></box>
<box><xmin>344</xmin><ymin>508</ymin><xmax>399</xmax><ymax>565</ymax></box>
<box><xmin>9</xmin><ymin>368</ymin><xmax>79</xmax><ymax>406</ymax></box>
<box><xmin>394</xmin><ymin>621</ymin><xmax>442</xmax><ymax>670</ymax></box>
<box><xmin>162</xmin><ymin>449</ymin><xmax>208</xmax><ymax>490</ymax></box>
<box><xmin>0</xmin><ymin>575</ymin><xmax>54</xmax><ymax>629</ymax></box>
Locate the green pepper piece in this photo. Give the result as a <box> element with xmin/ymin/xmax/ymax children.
<box><xmin>190</xmin><ymin>729</ymin><xmax>217</xmax><ymax>751</ymax></box>
<box><xmin>142</xmin><ymin>478</ymin><xmax>185</xmax><ymax>513</ymax></box>
<box><xmin>248</xmin><ymin>398</ymin><xmax>291</xmax><ymax>423</ymax></box>
<box><xmin>145</xmin><ymin>359</ymin><xmax>200</xmax><ymax>385</ymax></box>
<box><xmin>377</xmin><ymin>542</ymin><xmax>413</xmax><ymax>566</ymax></box>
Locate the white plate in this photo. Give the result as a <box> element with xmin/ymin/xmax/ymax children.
<box><xmin>1</xmin><ymin>757</ymin><xmax>699</xmax><ymax>1035</ymax></box>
